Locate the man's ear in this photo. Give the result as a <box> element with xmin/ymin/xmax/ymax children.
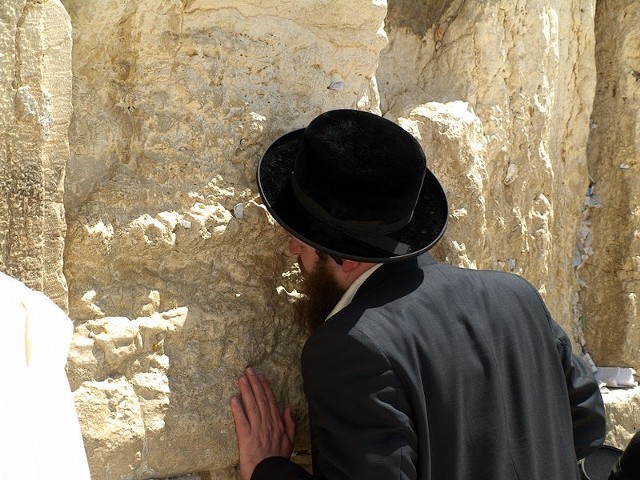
<box><xmin>340</xmin><ymin>259</ymin><xmax>361</xmax><ymax>273</ymax></box>
<box><xmin>334</xmin><ymin>260</ymin><xmax>378</xmax><ymax>289</ymax></box>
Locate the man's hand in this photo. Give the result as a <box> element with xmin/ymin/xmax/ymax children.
<box><xmin>230</xmin><ymin>367</ymin><xmax>296</xmax><ymax>480</ymax></box>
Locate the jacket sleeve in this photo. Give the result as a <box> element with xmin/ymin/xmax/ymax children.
<box><xmin>252</xmin><ymin>456</ymin><xmax>312</xmax><ymax>480</ymax></box>
<box><xmin>251</xmin><ymin>325</ymin><xmax>417</xmax><ymax>480</ymax></box>
<box><xmin>302</xmin><ymin>324</ymin><xmax>418</xmax><ymax>480</ymax></box>
<box><xmin>553</xmin><ymin>322</ymin><xmax>607</xmax><ymax>460</ymax></box>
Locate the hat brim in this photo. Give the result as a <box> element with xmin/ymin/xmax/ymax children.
<box><xmin>257</xmin><ymin>129</ymin><xmax>449</xmax><ymax>263</ymax></box>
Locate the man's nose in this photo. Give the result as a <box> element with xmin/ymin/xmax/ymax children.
<box><xmin>289</xmin><ymin>237</ymin><xmax>302</xmax><ymax>255</ymax></box>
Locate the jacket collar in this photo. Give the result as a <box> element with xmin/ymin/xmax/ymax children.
<box><xmin>352</xmin><ymin>252</ymin><xmax>437</xmax><ymax>302</ymax></box>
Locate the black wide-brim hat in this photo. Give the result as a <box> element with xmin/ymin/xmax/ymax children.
<box><xmin>257</xmin><ymin>109</ymin><xmax>448</xmax><ymax>263</ymax></box>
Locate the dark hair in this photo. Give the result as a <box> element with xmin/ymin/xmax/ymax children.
<box><xmin>315</xmin><ymin>250</ymin><xmax>344</xmax><ymax>266</ymax></box>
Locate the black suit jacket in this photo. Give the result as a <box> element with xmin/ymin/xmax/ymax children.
<box><xmin>253</xmin><ymin>253</ymin><xmax>606</xmax><ymax>479</ymax></box>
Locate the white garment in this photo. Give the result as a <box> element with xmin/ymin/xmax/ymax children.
<box><xmin>326</xmin><ymin>264</ymin><xmax>383</xmax><ymax>319</ymax></box>
<box><xmin>0</xmin><ymin>272</ymin><xmax>91</xmax><ymax>480</ymax></box>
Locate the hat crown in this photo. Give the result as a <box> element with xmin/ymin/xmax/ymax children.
<box><xmin>256</xmin><ymin>109</ymin><xmax>448</xmax><ymax>262</ymax></box>
<box><xmin>292</xmin><ymin>110</ymin><xmax>427</xmax><ymax>235</ymax></box>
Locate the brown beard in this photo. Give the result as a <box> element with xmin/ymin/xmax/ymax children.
<box><xmin>294</xmin><ymin>258</ymin><xmax>347</xmax><ymax>334</ymax></box>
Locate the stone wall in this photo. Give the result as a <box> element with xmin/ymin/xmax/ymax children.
<box><xmin>378</xmin><ymin>0</ymin><xmax>596</xmax><ymax>347</ymax></box>
<box><xmin>581</xmin><ymin>0</ymin><xmax>640</xmax><ymax>372</ymax></box>
<box><xmin>0</xmin><ymin>0</ymin><xmax>71</xmax><ymax>308</ymax></box>
<box><xmin>1</xmin><ymin>0</ymin><xmax>640</xmax><ymax>479</ymax></box>
<box><xmin>60</xmin><ymin>0</ymin><xmax>386</xmax><ymax>478</ymax></box>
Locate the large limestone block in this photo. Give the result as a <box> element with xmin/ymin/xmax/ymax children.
<box><xmin>378</xmin><ymin>0</ymin><xmax>597</xmax><ymax>339</ymax></box>
<box><xmin>73</xmin><ymin>377</ymin><xmax>146</xmax><ymax>479</ymax></box>
<box><xmin>0</xmin><ymin>0</ymin><xmax>72</xmax><ymax>308</ymax></box>
<box><xmin>580</xmin><ymin>1</ymin><xmax>640</xmax><ymax>371</ymax></box>
<box><xmin>602</xmin><ymin>387</ymin><xmax>640</xmax><ymax>450</ymax></box>
<box><xmin>61</xmin><ymin>0</ymin><xmax>387</xmax><ymax>214</ymax></box>
<box><xmin>398</xmin><ymin>100</ymin><xmax>488</xmax><ymax>269</ymax></box>
<box><xmin>60</xmin><ymin>0</ymin><xmax>388</xmax><ymax>478</ymax></box>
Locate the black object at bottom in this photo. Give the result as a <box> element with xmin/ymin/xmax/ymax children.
<box><xmin>579</xmin><ymin>445</ymin><xmax>623</xmax><ymax>480</ymax></box>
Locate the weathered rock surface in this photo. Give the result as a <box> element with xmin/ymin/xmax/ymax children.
<box><xmin>2</xmin><ymin>0</ymin><xmax>640</xmax><ymax>478</ymax></box>
<box><xmin>378</xmin><ymin>0</ymin><xmax>597</xmax><ymax>341</ymax></box>
<box><xmin>59</xmin><ymin>0</ymin><xmax>386</xmax><ymax>478</ymax></box>
<box><xmin>0</xmin><ymin>0</ymin><xmax>71</xmax><ymax>308</ymax></box>
<box><xmin>581</xmin><ymin>1</ymin><xmax>640</xmax><ymax>372</ymax></box>
<box><xmin>602</xmin><ymin>387</ymin><xmax>640</xmax><ymax>450</ymax></box>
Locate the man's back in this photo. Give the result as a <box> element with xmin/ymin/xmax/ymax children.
<box><xmin>302</xmin><ymin>253</ymin><xmax>605</xmax><ymax>479</ymax></box>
